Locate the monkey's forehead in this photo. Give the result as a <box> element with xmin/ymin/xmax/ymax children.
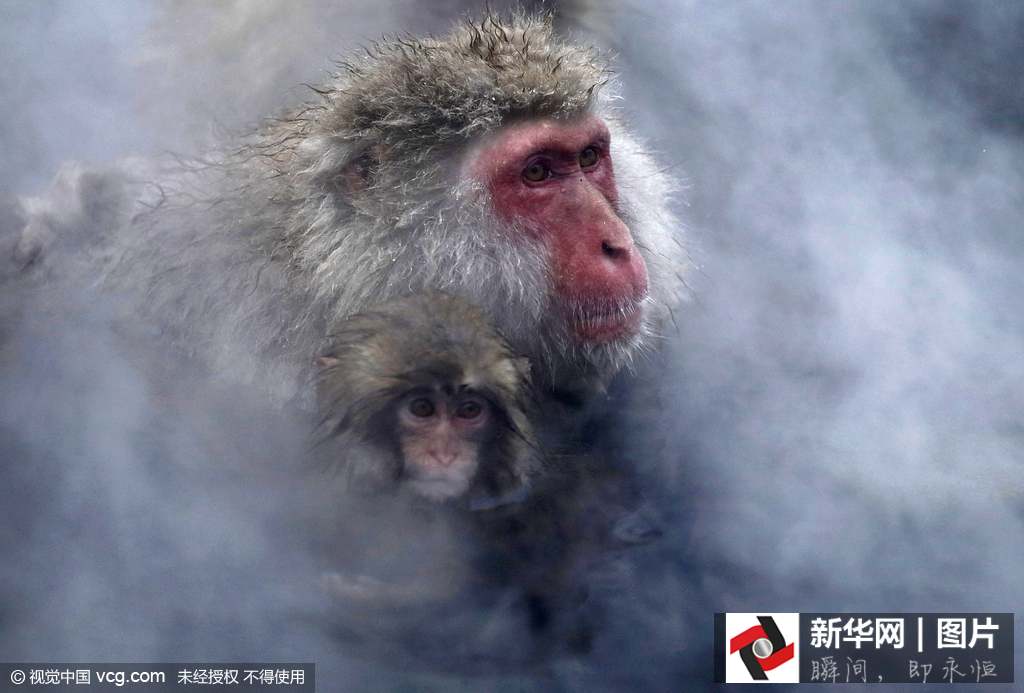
<box><xmin>340</xmin><ymin>342</ymin><xmax>522</xmax><ymax>394</ymax></box>
<box><xmin>321</xmin><ymin>293</ymin><xmax>529</xmax><ymax>397</ymax></box>
<box><xmin>317</xmin><ymin>16</ymin><xmax>613</xmax><ymax>150</ymax></box>
<box><xmin>332</xmin><ymin>330</ymin><xmax>515</xmax><ymax>380</ymax></box>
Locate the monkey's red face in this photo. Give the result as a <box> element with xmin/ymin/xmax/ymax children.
<box><xmin>468</xmin><ymin>116</ymin><xmax>649</xmax><ymax>345</ymax></box>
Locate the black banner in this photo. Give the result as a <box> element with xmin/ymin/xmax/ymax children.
<box><xmin>716</xmin><ymin>613</ymin><xmax>1013</xmax><ymax>683</ymax></box>
<box><xmin>0</xmin><ymin>664</ymin><xmax>315</xmax><ymax>692</ymax></box>
<box><xmin>800</xmin><ymin>613</ymin><xmax>1012</xmax><ymax>683</ymax></box>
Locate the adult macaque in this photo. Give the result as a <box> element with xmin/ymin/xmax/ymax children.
<box><xmin>13</xmin><ymin>13</ymin><xmax>683</xmax><ymax>407</ymax></box>
<box><xmin>312</xmin><ymin>292</ymin><xmax>538</xmax><ymax>504</ymax></box>
<box><xmin>5</xmin><ymin>13</ymin><xmax>682</xmax><ymax>663</ymax></box>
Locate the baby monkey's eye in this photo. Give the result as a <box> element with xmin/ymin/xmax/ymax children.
<box><xmin>408</xmin><ymin>398</ymin><xmax>435</xmax><ymax>418</ymax></box>
<box><xmin>456</xmin><ymin>400</ymin><xmax>484</xmax><ymax>419</ymax></box>
<box><xmin>579</xmin><ymin>147</ymin><xmax>599</xmax><ymax>168</ymax></box>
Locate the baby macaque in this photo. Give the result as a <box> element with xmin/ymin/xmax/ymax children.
<box><xmin>313</xmin><ymin>291</ymin><xmax>539</xmax><ymax>504</ymax></box>
<box><xmin>310</xmin><ymin>292</ymin><xmax>659</xmax><ymax>658</ymax></box>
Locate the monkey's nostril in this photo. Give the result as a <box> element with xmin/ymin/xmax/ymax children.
<box><xmin>602</xmin><ymin>242</ymin><xmax>627</xmax><ymax>260</ymax></box>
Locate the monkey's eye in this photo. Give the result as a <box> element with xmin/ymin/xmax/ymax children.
<box><xmin>456</xmin><ymin>400</ymin><xmax>484</xmax><ymax>419</ymax></box>
<box><xmin>522</xmin><ymin>161</ymin><xmax>550</xmax><ymax>182</ymax></box>
<box><xmin>579</xmin><ymin>147</ymin><xmax>599</xmax><ymax>168</ymax></box>
<box><xmin>408</xmin><ymin>398</ymin><xmax>436</xmax><ymax>418</ymax></box>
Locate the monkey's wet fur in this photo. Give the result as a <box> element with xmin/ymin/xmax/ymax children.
<box><xmin>9</xmin><ymin>12</ymin><xmax>682</xmax><ymax>670</ymax></box>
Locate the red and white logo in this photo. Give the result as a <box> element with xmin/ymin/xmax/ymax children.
<box><xmin>725</xmin><ymin>613</ymin><xmax>800</xmax><ymax>683</ymax></box>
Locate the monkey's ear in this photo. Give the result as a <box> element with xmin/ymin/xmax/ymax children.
<box><xmin>336</xmin><ymin>161</ymin><xmax>369</xmax><ymax>195</ymax></box>
<box><xmin>316</xmin><ymin>355</ymin><xmax>341</xmax><ymax>371</ymax></box>
<box><xmin>335</xmin><ymin>145</ymin><xmax>389</xmax><ymax>195</ymax></box>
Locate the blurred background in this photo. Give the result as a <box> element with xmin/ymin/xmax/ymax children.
<box><xmin>2</xmin><ymin>0</ymin><xmax>1023</xmax><ymax>689</ymax></box>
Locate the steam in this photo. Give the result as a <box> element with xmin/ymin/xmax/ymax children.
<box><xmin>3</xmin><ymin>0</ymin><xmax>1023</xmax><ymax>690</ymax></box>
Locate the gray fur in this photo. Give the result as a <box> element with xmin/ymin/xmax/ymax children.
<box><xmin>14</xmin><ymin>13</ymin><xmax>685</xmax><ymax>403</ymax></box>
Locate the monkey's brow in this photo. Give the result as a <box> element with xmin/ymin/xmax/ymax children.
<box><xmin>395</xmin><ymin>364</ymin><xmax>466</xmax><ymax>388</ymax></box>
